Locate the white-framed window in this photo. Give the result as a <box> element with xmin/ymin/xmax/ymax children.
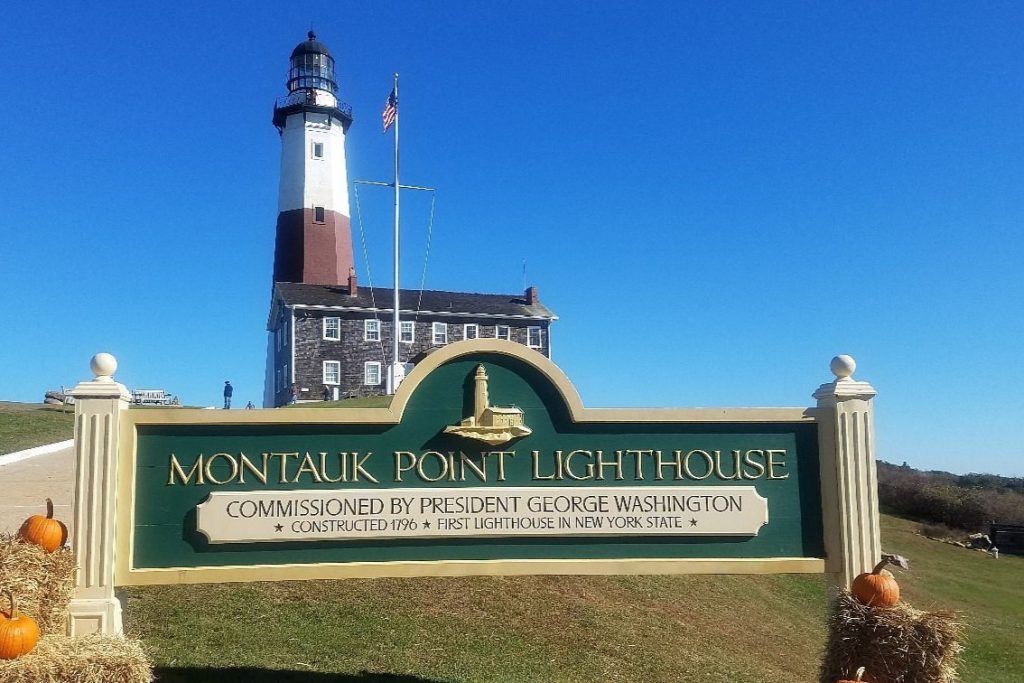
<box><xmin>323</xmin><ymin>317</ymin><xmax>340</xmax><ymax>340</ymax></box>
<box><xmin>312</xmin><ymin>141</ymin><xmax>324</xmax><ymax>159</ymax></box>
<box><xmin>323</xmin><ymin>361</ymin><xmax>340</xmax><ymax>385</ymax></box>
<box><xmin>364</xmin><ymin>361</ymin><xmax>382</xmax><ymax>385</ymax></box>
<box><xmin>432</xmin><ymin>322</ymin><xmax>448</xmax><ymax>345</ymax></box>
<box><xmin>527</xmin><ymin>326</ymin><xmax>543</xmax><ymax>348</ymax></box>
<box><xmin>464</xmin><ymin>323</ymin><xmax>479</xmax><ymax>340</ymax></box>
<box><xmin>495</xmin><ymin>325</ymin><xmax>511</xmax><ymax>340</ymax></box>
<box><xmin>400</xmin><ymin>321</ymin><xmax>414</xmax><ymax>343</ymax></box>
<box><xmin>314</xmin><ymin>206</ymin><xmax>325</xmax><ymax>223</ymax></box>
<box><xmin>365</xmin><ymin>319</ymin><xmax>381</xmax><ymax>342</ymax></box>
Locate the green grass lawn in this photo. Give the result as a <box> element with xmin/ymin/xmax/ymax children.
<box><xmin>0</xmin><ymin>401</ymin><xmax>75</xmax><ymax>455</ymax></box>
<box><xmin>287</xmin><ymin>396</ymin><xmax>393</xmax><ymax>408</ymax></box>
<box><xmin>121</xmin><ymin>514</ymin><xmax>1024</xmax><ymax>682</ymax></box>
<box><xmin>0</xmin><ymin>398</ymin><xmax>392</xmax><ymax>455</ymax></box>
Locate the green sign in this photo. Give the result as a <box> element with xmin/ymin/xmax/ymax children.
<box><xmin>118</xmin><ymin>344</ymin><xmax>825</xmax><ymax>584</ymax></box>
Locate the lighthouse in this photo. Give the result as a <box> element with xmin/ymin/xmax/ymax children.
<box><xmin>271</xmin><ymin>31</ymin><xmax>354</xmax><ymax>286</ymax></box>
<box><xmin>264</xmin><ymin>32</ymin><xmax>557</xmax><ymax>408</ymax></box>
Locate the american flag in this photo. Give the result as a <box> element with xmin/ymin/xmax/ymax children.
<box><xmin>382</xmin><ymin>88</ymin><xmax>397</xmax><ymax>133</ymax></box>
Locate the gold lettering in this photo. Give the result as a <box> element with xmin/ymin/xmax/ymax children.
<box><xmin>394</xmin><ymin>451</ymin><xmax>416</xmax><ymax>482</ymax></box>
<box><xmin>563</xmin><ymin>450</ymin><xmax>594</xmax><ymax>480</ymax></box>
<box><xmin>596</xmin><ymin>449</ymin><xmax>625</xmax><ymax>481</ymax></box>
<box><xmin>767</xmin><ymin>449</ymin><xmax>789</xmax><ymax>479</ymax></box>
<box><xmin>629</xmin><ymin>449</ymin><xmax>646</xmax><ymax>480</ymax></box>
<box><xmin>531</xmin><ymin>450</ymin><xmax>557</xmax><ymax>480</ymax></box>
<box><xmin>238</xmin><ymin>451</ymin><xmax>268</xmax><ymax>485</ymax></box>
<box><xmin>319</xmin><ymin>452</ymin><xmax>345</xmax><ymax>483</ymax></box>
<box><xmin>713</xmin><ymin>450</ymin><xmax>742</xmax><ymax>480</ymax></box>
<box><xmin>204</xmin><ymin>452</ymin><xmax>239</xmax><ymax>485</ymax></box>
<box><xmin>168</xmin><ymin>453</ymin><xmax>204</xmax><ymax>485</ymax></box>
<box><xmin>293</xmin><ymin>452</ymin><xmax>323</xmax><ymax>483</ymax></box>
<box><xmin>269</xmin><ymin>452</ymin><xmax>297</xmax><ymax>483</ymax></box>
<box><xmin>742</xmin><ymin>449</ymin><xmax>766</xmax><ymax>479</ymax></box>
<box><xmin>683</xmin><ymin>450</ymin><xmax>714</xmax><ymax>480</ymax></box>
<box><xmin>416</xmin><ymin>451</ymin><xmax>448</xmax><ymax>482</ymax></box>
<box><xmin>352</xmin><ymin>452</ymin><xmax>379</xmax><ymax>483</ymax></box>
<box><xmin>460</xmin><ymin>452</ymin><xmax>488</xmax><ymax>482</ymax></box>
<box><xmin>655</xmin><ymin>450</ymin><xmax>683</xmax><ymax>480</ymax></box>
<box><xmin>494</xmin><ymin>451</ymin><xmax>513</xmax><ymax>481</ymax></box>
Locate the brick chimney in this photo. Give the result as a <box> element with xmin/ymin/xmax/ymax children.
<box><xmin>347</xmin><ymin>268</ymin><xmax>358</xmax><ymax>296</ymax></box>
<box><xmin>525</xmin><ymin>286</ymin><xmax>538</xmax><ymax>305</ymax></box>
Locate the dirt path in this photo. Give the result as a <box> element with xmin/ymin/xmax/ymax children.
<box><xmin>0</xmin><ymin>444</ymin><xmax>75</xmax><ymax>537</ymax></box>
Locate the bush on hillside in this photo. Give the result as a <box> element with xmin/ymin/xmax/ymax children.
<box><xmin>878</xmin><ymin>461</ymin><xmax>1024</xmax><ymax>531</ymax></box>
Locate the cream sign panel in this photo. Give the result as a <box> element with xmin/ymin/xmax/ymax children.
<box><xmin>195</xmin><ymin>486</ymin><xmax>769</xmax><ymax>543</ymax></box>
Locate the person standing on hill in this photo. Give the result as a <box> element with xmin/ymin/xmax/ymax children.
<box><xmin>223</xmin><ymin>381</ymin><xmax>233</xmax><ymax>409</ymax></box>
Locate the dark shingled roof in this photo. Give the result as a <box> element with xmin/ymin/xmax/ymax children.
<box><xmin>275</xmin><ymin>282</ymin><xmax>557</xmax><ymax>319</ymax></box>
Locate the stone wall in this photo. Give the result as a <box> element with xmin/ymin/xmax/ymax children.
<box><xmin>273</xmin><ymin>309</ymin><xmax>552</xmax><ymax>404</ymax></box>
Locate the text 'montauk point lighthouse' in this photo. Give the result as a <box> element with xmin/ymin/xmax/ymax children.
<box><xmin>272</xmin><ymin>31</ymin><xmax>354</xmax><ymax>286</ymax></box>
<box><xmin>264</xmin><ymin>33</ymin><xmax>557</xmax><ymax>407</ymax></box>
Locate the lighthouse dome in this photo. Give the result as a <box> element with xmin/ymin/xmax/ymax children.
<box><xmin>287</xmin><ymin>31</ymin><xmax>338</xmax><ymax>95</ymax></box>
<box><xmin>291</xmin><ymin>31</ymin><xmax>333</xmax><ymax>59</ymax></box>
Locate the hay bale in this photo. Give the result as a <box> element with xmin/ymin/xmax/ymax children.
<box><xmin>0</xmin><ymin>534</ymin><xmax>76</xmax><ymax>635</ymax></box>
<box><xmin>0</xmin><ymin>634</ymin><xmax>153</xmax><ymax>682</ymax></box>
<box><xmin>821</xmin><ymin>591</ymin><xmax>964</xmax><ymax>683</ymax></box>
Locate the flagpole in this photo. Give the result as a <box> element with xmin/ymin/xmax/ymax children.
<box><xmin>390</xmin><ymin>72</ymin><xmax>401</xmax><ymax>394</ymax></box>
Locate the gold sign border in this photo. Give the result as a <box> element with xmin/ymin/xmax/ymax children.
<box><xmin>115</xmin><ymin>339</ymin><xmax>831</xmax><ymax>586</ymax></box>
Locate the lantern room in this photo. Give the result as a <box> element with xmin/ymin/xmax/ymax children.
<box><xmin>287</xmin><ymin>31</ymin><xmax>338</xmax><ymax>95</ymax></box>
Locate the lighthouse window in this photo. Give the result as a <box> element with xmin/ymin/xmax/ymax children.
<box><xmin>464</xmin><ymin>324</ymin><xmax>479</xmax><ymax>340</ymax></box>
<box><xmin>432</xmin><ymin>322</ymin><xmax>448</xmax><ymax>345</ymax></box>
<box><xmin>364</xmin><ymin>319</ymin><xmax>381</xmax><ymax>342</ymax></box>
<box><xmin>312</xmin><ymin>142</ymin><xmax>324</xmax><ymax>159</ymax></box>
<box><xmin>314</xmin><ymin>206</ymin><xmax>325</xmax><ymax>223</ymax></box>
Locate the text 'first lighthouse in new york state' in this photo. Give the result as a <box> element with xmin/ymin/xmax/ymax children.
<box><xmin>264</xmin><ymin>33</ymin><xmax>557</xmax><ymax>407</ymax></box>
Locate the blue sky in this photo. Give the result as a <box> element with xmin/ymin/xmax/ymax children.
<box><xmin>1</xmin><ymin>2</ymin><xmax>1021</xmax><ymax>475</ymax></box>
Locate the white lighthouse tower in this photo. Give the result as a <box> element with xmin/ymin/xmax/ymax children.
<box><xmin>265</xmin><ymin>32</ymin><xmax>357</xmax><ymax>407</ymax></box>
<box><xmin>271</xmin><ymin>31</ymin><xmax>354</xmax><ymax>285</ymax></box>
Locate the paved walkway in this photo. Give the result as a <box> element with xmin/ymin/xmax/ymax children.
<box><xmin>0</xmin><ymin>443</ymin><xmax>75</xmax><ymax>537</ymax></box>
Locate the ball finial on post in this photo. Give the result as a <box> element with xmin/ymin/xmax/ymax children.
<box><xmin>830</xmin><ymin>354</ymin><xmax>856</xmax><ymax>381</ymax></box>
<box><xmin>90</xmin><ymin>353</ymin><xmax>118</xmax><ymax>381</ymax></box>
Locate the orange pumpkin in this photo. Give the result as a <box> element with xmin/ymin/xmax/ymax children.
<box><xmin>852</xmin><ymin>553</ymin><xmax>909</xmax><ymax>607</ymax></box>
<box><xmin>18</xmin><ymin>498</ymin><xmax>67</xmax><ymax>552</ymax></box>
<box><xmin>0</xmin><ymin>590</ymin><xmax>40</xmax><ymax>660</ymax></box>
<box><xmin>838</xmin><ymin>667</ymin><xmax>867</xmax><ymax>683</ymax></box>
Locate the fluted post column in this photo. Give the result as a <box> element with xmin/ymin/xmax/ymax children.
<box><xmin>814</xmin><ymin>355</ymin><xmax>880</xmax><ymax>593</ymax></box>
<box><xmin>66</xmin><ymin>353</ymin><xmax>131</xmax><ymax>635</ymax></box>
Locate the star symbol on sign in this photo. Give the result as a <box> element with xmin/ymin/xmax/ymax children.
<box><xmin>274</xmin><ymin>524</ymin><xmax>283</xmax><ymax>532</ymax></box>
<box><xmin>689</xmin><ymin>518</ymin><xmax>698</xmax><ymax>527</ymax></box>
<box><xmin>422</xmin><ymin>521</ymin><xmax>431</xmax><ymax>529</ymax></box>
